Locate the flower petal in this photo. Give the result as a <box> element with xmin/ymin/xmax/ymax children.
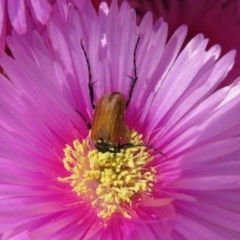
<box><xmin>29</xmin><ymin>0</ymin><xmax>51</xmax><ymax>24</ymax></box>
<box><xmin>8</xmin><ymin>0</ymin><xmax>27</xmax><ymax>34</ymax></box>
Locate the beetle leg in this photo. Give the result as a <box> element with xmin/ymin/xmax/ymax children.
<box><xmin>80</xmin><ymin>40</ymin><xmax>95</xmax><ymax>109</ymax></box>
<box><xmin>120</xmin><ymin>142</ymin><xmax>143</xmax><ymax>149</ymax></box>
<box><xmin>120</xmin><ymin>142</ymin><xmax>164</xmax><ymax>155</ymax></box>
<box><xmin>76</xmin><ymin>109</ymin><xmax>91</xmax><ymax>129</ymax></box>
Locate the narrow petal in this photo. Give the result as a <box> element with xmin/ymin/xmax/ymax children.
<box><xmin>8</xmin><ymin>0</ymin><xmax>27</xmax><ymax>34</ymax></box>
<box><xmin>170</xmin><ymin>176</ymin><xmax>240</xmax><ymax>190</ymax></box>
<box><xmin>29</xmin><ymin>0</ymin><xmax>51</xmax><ymax>24</ymax></box>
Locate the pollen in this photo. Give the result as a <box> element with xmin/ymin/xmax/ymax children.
<box><xmin>58</xmin><ymin>131</ymin><xmax>156</xmax><ymax>219</ymax></box>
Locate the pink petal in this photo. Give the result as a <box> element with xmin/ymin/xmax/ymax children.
<box><xmin>0</xmin><ymin>0</ymin><xmax>6</xmax><ymax>50</ymax></box>
<box><xmin>29</xmin><ymin>0</ymin><xmax>51</xmax><ymax>24</ymax></box>
<box><xmin>174</xmin><ymin>214</ymin><xmax>227</xmax><ymax>240</ymax></box>
<box><xmin>170</xmin><ymin>176</ymin><xmax>240</xmax><ymax>190</ymax></box>
<box><xmin>56</xmin><ymin>0</ymin><xmax>68</xmax><ymax>21</ymax></box>
<box><xmin>8</xmin><ymin>0</ymin><xmax>27</xmax><ymax>34</ymax></box>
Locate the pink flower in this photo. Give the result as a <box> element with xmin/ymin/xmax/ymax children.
<box><xmin>0</xmin><ymin>1</ymin><xmax>240</xmax><ymax>239</ymax></box>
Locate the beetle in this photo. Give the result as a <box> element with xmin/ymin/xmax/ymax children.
<box><xmin>91</xmin><ymin>92</ymin><xmax>126</xmax><ymax>152</ymax></box>
<box><xmin>79</xmin><ymin>36</ymin><xmax>140</xmax><ymax>153</ymax></box>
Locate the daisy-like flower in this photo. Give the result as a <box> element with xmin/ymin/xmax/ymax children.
<box><xmin>1</xmin><ymin>0</ymin><xmax>240</xmax><ymax>239</ymax></box>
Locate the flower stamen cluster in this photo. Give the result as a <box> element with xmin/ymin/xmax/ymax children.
<box><xmin>58</xmin><ymin>131</ymin><xmax>156</xmax><ymax>219</ymax></box>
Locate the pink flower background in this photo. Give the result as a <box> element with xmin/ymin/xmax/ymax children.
<box><xmin>0</xmin><ymin>0</ymin><xmax>240</xmax><ymax>239</ymax></box>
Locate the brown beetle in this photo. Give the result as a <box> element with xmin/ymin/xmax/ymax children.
<box><xmin>90</xmin><ymin>92</ymin><xmax>126</xmax><ymax>152</ymax></box>
<box><xmin>79</xmin><ymin>37</ymin><xmax>140</xmax><ymax>153</ymax></box>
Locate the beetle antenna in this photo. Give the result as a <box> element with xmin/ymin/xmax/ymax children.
<box><xmin>125</xmin><ymin>35</ymin><xmax>140</xmax><ymax>109</ymax></box>
<box><xmin>80</xmin><ymin>40</ymin><xmax>95</xmax><ymax>109</ymax></box>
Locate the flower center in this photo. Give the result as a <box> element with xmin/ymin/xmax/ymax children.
<box><xmin>58</xmin><ymin>130</ymin><xmax>156</xmax><ymax>219</ymax></box>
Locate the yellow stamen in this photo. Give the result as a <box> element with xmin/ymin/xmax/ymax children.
<box><xmin>58</xmin><ymin>131</ymin><xmax>156</xmax><ymax>219</ymax></box>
